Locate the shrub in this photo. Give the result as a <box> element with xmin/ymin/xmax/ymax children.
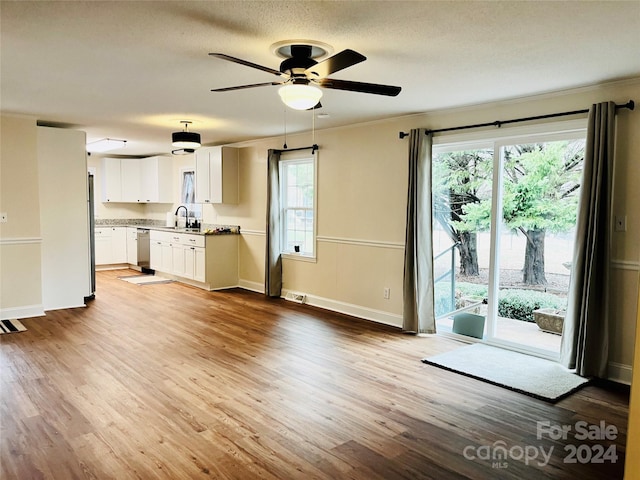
<box><xmin>497</xmin><ymin>289</ymin><xmax>564</xmax><ymax>322</ymax></box>
<box><xmin>436</xmin><ymin>282</ymin><xmax>563</xmax><ymax>323</ymax></box>
<box><xmin>456</xmin><ymin>282</ymin><xmax>488</xmax><ymax>299</ymax></box>
<box><xmin>434</xmin><ymin>281</ymin><xmax>455</xmax><ymax>317</ymax></box>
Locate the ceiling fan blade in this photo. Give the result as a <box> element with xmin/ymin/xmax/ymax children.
<box><xmin>211</xmin><ymin>82</ymin><xmax>283</xmax><ymax>92</ymax></box>
<box><xmin>305</xmin><ymin>49</ymin><xmax>366</xmax><ymax>79</ymax></box>
<box><xmin>317</xmin><ymin>78</ymin><xmax>401</xmax><ymax>96</ymax></box>
<box><xmin>209</xmin><ymin>53</ymin><xmax>283</xmax><ymax>76</ymax></box>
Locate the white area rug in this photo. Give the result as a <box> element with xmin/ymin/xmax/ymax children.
<box><xmin>118</xmin><ymin>274</ymin><xmax>174</xmax><ymax>286</ymax></box>
<box><xmin>422</xmin><ymin>343</ymin><xmax>590</xmax><ymax>402</ymax></box>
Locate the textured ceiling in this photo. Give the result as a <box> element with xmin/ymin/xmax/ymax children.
<box><xmin>2</xmin><ymin>1</ymin><xmax>639</xmax><ymax>156</ymax></box>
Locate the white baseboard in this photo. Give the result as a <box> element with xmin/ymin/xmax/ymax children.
<box><xmin>96</xmin><ymin>264</ymin><xmax>129</xmax><ymax>271</ymax></box>
<box><xmin>607</xmin><ymin>361</ymin><xmax>633</xmax><ymax>385</ymax></box>
<box><xmin>236</xmin><ymin>279</ymin><xmax>402</xmax><ymax>327</ymax></box>
<box><xmin>282</xmin><ymin>288</ymin><xmax>403</xmax><ymax>328</ymax></box>
<box><xmin>0</xmin><ymin>304</ymin><xmax>46</xmax><ymax>321</ymax></box>
<box><xmin>238</xmin><ymin>279</ymin><xmax>265</xmax><ymax>293</ymax></box>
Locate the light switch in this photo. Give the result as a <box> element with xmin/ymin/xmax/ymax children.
<box><xmin>0</xmin><ymin>212</ymin><xmax>7</xmax><ymax>223</ymax></box>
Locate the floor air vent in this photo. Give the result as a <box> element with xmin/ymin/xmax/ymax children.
<box><xmin>285</xmin><ymin>292</ymin><xmax>306</xmax><ymax>304</ymax></box>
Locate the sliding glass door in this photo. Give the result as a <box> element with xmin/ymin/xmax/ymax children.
<box><xmin>432</xmin><ymin>126</ymin><xmax>586</xmax><ymax>358</ymax></box>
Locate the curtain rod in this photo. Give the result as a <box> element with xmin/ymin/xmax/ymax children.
<box><xmin>398</xmin><ymin>100</ymin><xmax>635</xmax><ymax>139</ymax></box>
<box><xmin>274</xmin><ymin>144</ymin><xmax>319</xmax><ymax>153</ymax></box>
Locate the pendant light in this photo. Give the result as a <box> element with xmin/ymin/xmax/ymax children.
<box><xmin>171</xmin><ymin>121</ymin><xmax>201</xmax><ymax>151</ymax></box>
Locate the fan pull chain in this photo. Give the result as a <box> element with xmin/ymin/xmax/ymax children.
<box><xmin>283</xmin><ymin>105</ymin><xmax>288</xmax><ymax>149</ymax></box>
<box><xmin>312</xmin><ymin>106</ymin><xmax>316</xmax><ymax>145</ymax></box>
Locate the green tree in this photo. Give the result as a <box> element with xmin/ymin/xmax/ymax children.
<box><xmin>433</xmin><ymin>149</ymin><xmax>493</xmax><ymax>276</ymax></box>
<box><xmin>457</xmin><ymin>140</ymin><xmax>584</xmax><ymax>285</ymax></box>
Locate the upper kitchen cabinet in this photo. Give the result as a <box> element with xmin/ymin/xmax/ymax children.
<box><xmin>120</xmin><ymin>158</ymin><xmax>141</xmax><ymax>202</ymax></box>
<box><xmin>195</xmin><ymin>146</ymin><xmax>238</xmax><ymax>204</ymax></box>
<box><xmin>101</xmin><ymin>157</ymin><xmax>122</xmax><ymax>202</ymax></box>
<box><xmin>141</xmin><ymin>156</ymin><xmax>173</xmax><ymax>203</ymax></box>
<box><xmin>102</xmin><ymin>156</ymin><xmax>173</xmax><ymax>203</ymax></box>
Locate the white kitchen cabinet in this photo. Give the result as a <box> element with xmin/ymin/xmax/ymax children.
<box><xmin>101</xmin><ymin>158</ymin><xmax>122</xmax><ymax>202</ymax></box>
<box><xmin>111</xmin><ymin>227</ymin><xmax>127</xmax><ymax>263</ymax></box>
<box><xmin>94</xmin><ymin>228</ymin><xmax>112</xmax><ymax>265</ymax></box>
<box><xmin>95</xmin><ymin>227</ymin><xmax>127</xmax><ymax>265</ymax></box>
<box><xmin>184</xmin><ymin>247</ymin><xmax>196</xmax><ymax>280</ymax></box>
<box><xmin>160</xmin><ymin>243</ymin><xmax>173</xmax><ymax>273</ymax></box>
<box><xmin>101</xmin><ymin>156</ymin><xmax>173</xmax><ymax>203</ymax></box>
<box><xmin>141</xmin><ymin>156</ymin><xmax>173</xmax><ymax>203</ymax></box>
<box><xmin>171</xmin><ymin>243</ymin><xmax>187</xmax><ymax>277</ymax></box>
<box><xmin>195</xmin><ymin>146</ymin><xmax>238</xmax><ymax>204</ymax></box>
<box><xmin>148</xmin><ymin>229</ymin><xmax>236</xmax><ymax>289</ymax></box>
<box><xmin>120</xmin><ymin>159</ymin><xmax>142</xmax><ymax>203</ymax></box>
<box><xmin>150</xmin><ymin>239</ymin><xmax>162</xmax><ymax>271</ymax></box>
<box><xmin>193</xmin><ymin>247</ymin><xmax>206</xmax><ymax>282</ymax></box>
<box><xmin>126</xmin><ymin>227</ymin><xmax>138</xmax><ymax>265</ymax></box>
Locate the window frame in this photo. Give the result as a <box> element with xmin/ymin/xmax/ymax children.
<box><xmin>180</xmin><ymin>167</ymin><xmax>201</xmax><ymax>218</ymax></box>
<box><xmin>279</xmin><ymin>150</ymin><xmax>318</xmax><ymax>261</ymax></box>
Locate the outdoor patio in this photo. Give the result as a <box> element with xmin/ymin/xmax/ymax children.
<box><xmin>437</xmin><ymin>314</ymin><xmax>562</xmax><ymax>352</ymax></box>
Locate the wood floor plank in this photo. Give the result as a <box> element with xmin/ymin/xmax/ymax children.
<box><xmin>0</xmin><ymin>269</ymin><xmax>629</xmax><ymax>479</ymax></box>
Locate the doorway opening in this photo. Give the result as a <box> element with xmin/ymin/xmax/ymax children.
<box><xmin>432</xmin><ymin>125</ymin><xmax>586</xmax><ymax>358</ymax></box>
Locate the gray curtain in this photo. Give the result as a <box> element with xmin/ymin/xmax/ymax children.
<box><xmin>265</xmin><ymin>149</ymin><xmax>282</xmax><ymax>297</ymax></box>
<box><xmin>560</xmin><ymin>102</ymin><xmax>616</xmax><ymax>378</ymax></box>
<box><xmin>403</xmin><ymin>129</ymin><xmax>436</xmax><ymax>334</ymax></box>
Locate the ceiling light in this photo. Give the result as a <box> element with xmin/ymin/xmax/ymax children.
<box><xmin>171</xmin><ymin>148</ymin><xmax>195</xmax><ymax>156</ymax></box>
<box><xmin>86</xmin><ymin>138</ymin><xmax>127</xmax><ymax>153</ymax></box>
<box><xmin>172</xmin><ymin>121</ymin><xmax>201</xmax><ymax>150</ymax></box>
<box><xmin>278</xmin><ymin>84</ymin><xmax>323</xmax><ymax>110</ymax></box>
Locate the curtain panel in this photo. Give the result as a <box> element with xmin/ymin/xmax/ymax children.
<box><xmin>265</xmin><ymin>149</ymin><xmax>283</xmax><ymax>297</ymax></box>
<box><xmin>402</xmin><ymin>129</ymin><xmax>436</xmax><ymax>334</ymax></box>
<box><xmin>560</xmin><ymin>101</ymin><xmax>616</xmax><ymax>378</ymax></box>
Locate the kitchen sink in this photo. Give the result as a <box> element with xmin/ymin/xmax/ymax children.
<box><xmin>159</xmin><ymin>226</ymin><xmax>201</xmax><ymax>233</ymax></box>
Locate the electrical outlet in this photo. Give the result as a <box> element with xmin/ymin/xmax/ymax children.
<box><xmin>614</xmin><ymin>215</ymin><xmax>627</xmax><ymax>232</ymax></box>
<box><xmin>383</xmin><ymin>287</ymin><xmax>390</xmax><ymax>299</ymax></box>
<box><xmin>0</xmin><ymin>212</ymin><xmax>7</xmax><ymax>223</ymax></box>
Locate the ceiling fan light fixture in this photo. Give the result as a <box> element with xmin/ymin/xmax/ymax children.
<box><xmin>171</xmin><ymin>121</ymin><xmax>201</xmax><ymax>149</ymax></box>
<box><xmin>278</xmin><ymin>84</ymin><xmax>323</xmax><ymax>110</ymax></box>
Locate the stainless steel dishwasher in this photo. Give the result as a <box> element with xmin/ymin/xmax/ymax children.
<box><xmin>136</xmin><ymin>228</ymin><xmax>150</xmax><ymax>269</ymax></box>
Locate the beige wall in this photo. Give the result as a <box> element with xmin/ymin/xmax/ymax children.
<box><xmin>0</xmin><ymin>115</ymin><xmax>43</xmax><ymax>317</ymax></box>
<box><xmin>223</xmin><ymin>78</ymin><xmax>640</xmax><ymax>376</ymax></box>
<box><xmin>2</xmin><ymin>80</ymin><xmax>638</xmax><ymax>376</ymax></box>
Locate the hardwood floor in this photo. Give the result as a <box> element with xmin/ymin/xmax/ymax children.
<box><xmin>1</xmin><ymin>270</ymin><xmax>629</xmax><ymax>479</ymax></box>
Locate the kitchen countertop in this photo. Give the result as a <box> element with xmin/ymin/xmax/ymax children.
<box><xmin>95</xmin><ymin>219</ymin><xmax>240</xmax><ymax>235</ymax></box>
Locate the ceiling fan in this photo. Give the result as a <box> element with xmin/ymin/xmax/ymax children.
<box><xmin>209</xmin><ymin>43</ymin><xmax>401</xmax><ymax>110</ymax></box>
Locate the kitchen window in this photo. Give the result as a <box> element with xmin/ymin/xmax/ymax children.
<box><xmin>279</xmin><ymin>151</ymin><xmax>317</xmax><ymax>259</ymax></box>
<box><xmin>181</xmin><ymin>169</ymin><xmax>201</xmax><ymax>218</ymax></box>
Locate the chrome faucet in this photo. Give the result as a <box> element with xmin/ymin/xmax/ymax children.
<box><xmin>175</xmin><ymin>205</ymin><xmax>188</xmax><ymax>227</ymax></box>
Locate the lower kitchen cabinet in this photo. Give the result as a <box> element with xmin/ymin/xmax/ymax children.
<box><xmin>95</xmin><ymin>227</ymin><xmax>127</xmax><ymax>265</ymax></box>
<box><xmin>149</xmin><ymin>230</ymin><xmax>237</xmax><ymax>290</ymax></box>
<box><xmin>150</xmin><ymin>239</ymin><xmax>162</xmax><ymax>271</ymax></box>
<box><xmin>194</xmin><ymin>247</ymin><xmax>206</xmax><ymax>283</ymax></box>
<box><xmin>126</xmin><ymin>227</ymin><xmax>138</xmax><ymax>265</ymax></box>
<box><xmin>171</xmin><ymin>243</ymin><xmax>188</xmax><ymax>278</ymax></box>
